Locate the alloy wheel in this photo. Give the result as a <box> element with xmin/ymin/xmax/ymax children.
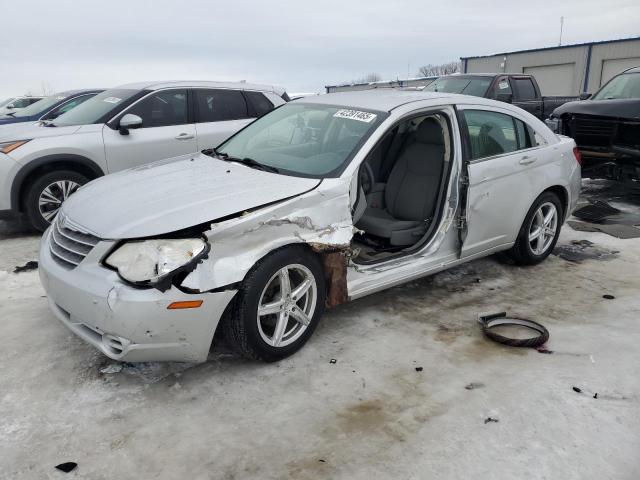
<box><xmin>528</xmin><ymin>201</ymin><xmax>558</xmax><ymax>255</ymax></box>
<box><xmin>38</xmin><ymin>180</ymin><xmax>80</xmax><ymax>223</ymax></box>
<box><xmin>257</xmin><ymin>264</ymin><xmax>318</xmax><ymax>348</ymax></box>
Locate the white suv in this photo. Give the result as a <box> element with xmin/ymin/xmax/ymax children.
<box><xmin>0</xmin><ymin>81</ymin><xmax>287</xmax><ymax>230</ymax></box>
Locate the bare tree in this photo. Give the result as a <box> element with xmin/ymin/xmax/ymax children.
<box><xmin>351</xmin><ymin>72</ymin><xmax>383</xmax><ymax>84</ymax></box>
<box><xmin>417</xmin><ymin>61</ymin><xmax>461</xmax><ymax>77</ymax></box>
<box><xmin>39</xmin><ymin>81</ymin><xmax>53</xmax><ymax>96</ymax></box>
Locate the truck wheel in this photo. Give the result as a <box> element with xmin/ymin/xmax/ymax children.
<box><xmin>223</xmin><ymin>246</ymin><xmax>326</xmax><ymax>362</ymax></box>
<box><xmin>508</xmin><ymin>191</ymin><xmax>563</xmax><ymax>265</ymax></box>
<box><xmin>24</xmin><ymin>170</ymin><xmax>88</xmax><ymax>232</ymax></box>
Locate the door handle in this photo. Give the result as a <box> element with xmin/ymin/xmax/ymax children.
<box><xmin>519</xmin><ymin>156</ymin><xmax>537</xmax><ymax>165</ymax></box>
<box><xmin>175</xmin><ymin>133</ymin><xmax>195</xmax><ymax>140</ymax></box>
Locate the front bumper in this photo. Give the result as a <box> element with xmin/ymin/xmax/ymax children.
<box><xmin>39</xmin><ymin>228</ymin><xmax>237</xmax><ymax>362</ymax></box>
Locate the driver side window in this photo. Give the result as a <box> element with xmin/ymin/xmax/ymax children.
<box><xmin>125</xmin><ymin>89</ymin><xmax>188</xmax><ymax>128</ymax></box>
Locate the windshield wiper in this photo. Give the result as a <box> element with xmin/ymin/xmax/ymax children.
<box><xmin>225</xmin><ymin>156</ymin><xmax>280</xmax><ymax>173</ymax></box>
<box><xmin>202</xmin><ymin>148</ymin><xmax>279</xmax><ymax>173</ymax></box>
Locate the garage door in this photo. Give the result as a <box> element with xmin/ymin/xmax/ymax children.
<box><xmin>600</xmin><ymin>57</ymin><xmax>640</xmax><ymax>86</ymax></box>
<box><xmin>523</xmin><ymin>63</ymin><xmax>575</xmax><ymax>96</ymax></box>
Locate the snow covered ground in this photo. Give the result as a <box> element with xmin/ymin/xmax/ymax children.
<box><xmin>1</xmin><ymin>182</ymin><xmax>639</xmax><ymax>479</ymax></box>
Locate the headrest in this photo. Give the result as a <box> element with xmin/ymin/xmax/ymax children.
<box><xmin>416</xmin><ymin>117</ymin><xmax>444</xmax><ymax>145</ymax></box>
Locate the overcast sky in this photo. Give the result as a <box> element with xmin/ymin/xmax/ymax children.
<box><xmin>1</xmin><ymin>0</ymin><xmax>639</xmax><ymax>97</ymax></box>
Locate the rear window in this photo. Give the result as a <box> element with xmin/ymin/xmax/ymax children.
<box><xmin>245</xmin><ymin>91</ymin><xmax>274</xmax><ymax>117</ymax></box>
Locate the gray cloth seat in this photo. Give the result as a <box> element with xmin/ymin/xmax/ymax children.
<box><xmin>356</xmin><ymin>118</ymin><xmax>445</xmax><ymax>246</ymax></box>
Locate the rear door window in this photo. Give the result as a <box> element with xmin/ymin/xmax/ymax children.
<box><xmin>245</xmin><ymin>91</ymin><xmax>274</xmax><ymax>118</ymax></box>
<box><xmin>195</xmin><ymin>89</ymin><xmax>249</xmax><ymax>122</ymax></box>
<box><xmin>462</xmin><ymin>110</ymin><xmax>518</xmax><ymax>160</ymax></box>
<box><xmin>126</xmin><ymin>89</ymin><xmax>188</xmax><ymax>128</ymax></box>
<box><xmin>512</xmin><ymin>78</ymin><xmax>537</xmax><ymax>100</ymax></box>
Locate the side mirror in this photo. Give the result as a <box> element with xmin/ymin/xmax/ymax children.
<box><xmin>5</xmin><ymin>104</ymin><xmax>15</xmax><ymax>109</ymax></box>
<box><xmin>119</xmin><ymin>113</ymin><xmax>142</xmax><ymax>135</ymax></box>
<box><xmin>579</xmin><ymin>92</ymin><xmax>592</xmax><ymax>100</ymax></box>
<box><xmin>496</xmin><ymin>93</ymin><xmax>513</xmax><ymax>104</ymax></box>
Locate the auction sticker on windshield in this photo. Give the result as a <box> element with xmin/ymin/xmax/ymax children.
<box><xmin>103</xmin><ymin>97</ymin><xmax>122</xmax><ymax>104</ymax></box>
<box><xmin>333</xmin><ymin>109</ymin><xmax>377</xmax><ymax>123</ymax></box>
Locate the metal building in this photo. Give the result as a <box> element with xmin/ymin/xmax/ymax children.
<box><xmin>461</xmin><ymin>36</ymin><xmax>640</xmax><ymax>96</ymax></box>
<box><xmin>325</xmin><ymin>76</ymin><xmax>437</xmax><ymax>94</ymax></box>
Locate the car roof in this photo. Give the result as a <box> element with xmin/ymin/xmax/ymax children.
<box><xmin>293</xmin><ymin>89</ymin><xmax>499</xmax><ymax>112</ymax></box>
<box><xmin>113</xmin><ymin>80</ymin><xmax>286</xmax><ymax>96</ymax></box>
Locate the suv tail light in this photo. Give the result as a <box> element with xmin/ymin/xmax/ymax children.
<box><xmin>573</xmin><ymin>147</ymin><xmax>582</xmax><ymax>165</ymax></box>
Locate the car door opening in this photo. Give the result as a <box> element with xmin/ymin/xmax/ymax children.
<box><xmin>351</xmin><ymin>112</ymin><xmax>453</xmax><ymax>263</ymax></box>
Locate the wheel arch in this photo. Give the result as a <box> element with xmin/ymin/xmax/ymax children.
<box><xmin>11</xmin><ymin>154</ymin><xmax>105</xmax><ymax>211</ymax></box>
<box><xmin>542</xmin><ymin>185</ymin><xmax>569</xmax><ymax>220</ymax></box>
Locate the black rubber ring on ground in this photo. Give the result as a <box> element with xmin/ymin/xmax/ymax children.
<box><xmin>479</xmin><ymin>313</ymin><xmax>549</xmax><ymax>348</ymax></box>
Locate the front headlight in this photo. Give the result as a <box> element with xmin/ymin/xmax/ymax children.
<box><xmin>105</xmin><ymin>237</ymin><xmax>208</xmax><ymax>288</ymax></box>
<box><xmin>0</xmin><ymin>139</ymin><xmax>31</xmax><ymax>154</ymax></box>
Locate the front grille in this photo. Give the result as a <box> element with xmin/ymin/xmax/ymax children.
<box><xmin>568</xmin><ymin>116</ymin><xmax>616</xmax><ymax>147</ymax></box>
<box><xmin>50</xmin><ymin>217</ymin><xmax>100</xmax><ymax>268</ymax></box>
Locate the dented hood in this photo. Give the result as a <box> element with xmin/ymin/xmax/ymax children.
<box><xmin>61</xmin><ymin>153</ymin><xmax>321</xmax><ymax>239</ymax></box>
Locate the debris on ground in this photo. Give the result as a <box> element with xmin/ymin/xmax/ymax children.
<box><xmin>100</xmin><ymin>364</ymin><xmax>123</xmax><ymax>374</ymax></box>
<box><xmin>573</xmin><ymin>201</ymin><xmax>621</xmax><ymax>222</ymax></box>
<box><xmin>553</xmin><ymin>240</ymin><xmax>618</xmax><ymax>263</ymax></box>
<box><xmin>478</xmin><ymin>312</ymin><xmax>549</xmax><ymax>348</ymax></box>
<box><xmin>537</xmin><ymin>347</ymin><xmax>554</xmax><ymax>354</ymax></box>
<box><xmin>484</xmin><ymin>417</ymin><xmax>499</xmax><ymax>424</ymax></box>
<box><xmin>594</xmin><ymin>393</ymin><xmax>598</xmax><ymax>399</ymax></box>
<box><xmin>568</xmin><ymin>220</ymin><xmax>640</xmax><ymax>239</ymax></box>
<box><xmin>573</xmin><ymin>386</ymin><xmax>582</xmax><ymax>393</ymax></box>
<box><xmin>603</xmin><ymin>294</ymin><xmax>615</xmax><ymax>300</ymax></box>
<box><xmin>415</xmin><ymin>367</ymin><xmax>423</xmax><ymax>372</ymax></box>
<box><xmin>465</xmin><ymin>382</ymin><xmax>485</xmax><ymax>390</ymax></box>
<box><xmin>55</xmin><ymin>462</ymin><xmax>77</xmax><ymax>473</ymax></box>
<box><xmin>329</xmin><ymin>358</ymin><xmax>337</xmax><ymax>364</ymax></box>
<box><xmin>13</xmin><ymin>261</ymin><xmax>38</xmax><ymax>273</ymax></box>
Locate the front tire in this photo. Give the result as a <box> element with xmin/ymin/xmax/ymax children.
<box><xmin>508</xmin><ymin>191</ymin><xmax>563</xmax><ymax>265</ymax></box>
<box><xmin>24</xmin><ymin>170</ymin><xmax>88</xmax><ymax>232</ymax></box>
<box><xmin>223</xmin><ymin>246</ymin><xmax>326</xmax><ymax>362</ymax></box>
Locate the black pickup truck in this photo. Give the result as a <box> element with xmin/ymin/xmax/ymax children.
<box><xmin>424</xmin><ymin>73</ymin><xmax>577</xmax><ymax>120</ymax></box>
<box><xmin>546</xmin><ymin>66</ymin><xmax>640</xmax><ymax>183</ymax></box>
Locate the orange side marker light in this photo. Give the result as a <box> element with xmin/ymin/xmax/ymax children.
<box><xmin>167</xmin><ymin>300</ymin><xmax>203</xmax><ymax>310</ymax></box>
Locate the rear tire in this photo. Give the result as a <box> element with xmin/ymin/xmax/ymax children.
<box><xmin>223</xmin><ymin>246</ymin><xmax>326</xmax><ymax>362</ymax></box>
<box><xmin>508</xmin><ymin>191</ymin><xmax>563</xmax><ymax>265</ymax></box>
<box><xmin>24</xmin><ymin>170</ymin><xmax>88</xmax><ymax>232</ymax></box>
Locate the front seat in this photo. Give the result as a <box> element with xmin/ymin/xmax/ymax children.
<box><xmin>355</xmin><ymin>117</ymin><xmax>445</xmax><ymax>246</ymax></box>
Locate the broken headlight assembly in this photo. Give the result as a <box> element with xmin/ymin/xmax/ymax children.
<box><xmin>104</xmin><ymin>237</ymin><xmax>209</xmax><ymax>289</ymax></box>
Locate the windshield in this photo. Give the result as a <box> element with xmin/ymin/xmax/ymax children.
<box><xmin>425</xmin><ymin>77</ymin><xmax>492</xmax><ymax>97</ymax></box>
<box><xmin>10</xmin><ymin>94</ymin><xmax>66</xmax><ymax>117</ymax></box>
<box><xmin>592</xmin><ymin>72</ymin><xmax>640</xmax><ymax>100</ymax></box>
<box><xmin>216</xmin><ymin>103</ymin><xmax>386</xmax><ymax>178</ymax></box>
<box><xmin>54</xmin><ymin>89</ymin><xmax>140</xmax><ymax>126</ymax></box>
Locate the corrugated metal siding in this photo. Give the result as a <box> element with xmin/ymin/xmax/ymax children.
<box><xmin>463</xmin><ymin>38</ymin><xmax>640</xmax><ymax>95</ymax></box>
<box><xmin>588</xmin><ymin>39</ymin><xmax>640</xmax><ymax>90</ymax></box>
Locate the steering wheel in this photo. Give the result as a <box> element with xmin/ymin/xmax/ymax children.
<box><xmin>359</xmin><ymin>162</ymin><xmax>375</xmax><ymax>195</ymax></box>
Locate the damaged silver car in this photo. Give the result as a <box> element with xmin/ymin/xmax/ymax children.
<box><xmin>39</xmin><ymin>91</ymin><xmax>581</xmax><ymax>362</ymax></box>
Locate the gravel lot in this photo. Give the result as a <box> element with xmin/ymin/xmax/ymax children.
<box><xmin>1</xmin><ymin>181</ymin><xmax>639</xmax><ymax>480</ymax></box>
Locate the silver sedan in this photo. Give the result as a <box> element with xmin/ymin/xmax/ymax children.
<box><xmin>39</xmin><ymin>90</ymin><xmax>581</xmax><ymax>363</ymax></box>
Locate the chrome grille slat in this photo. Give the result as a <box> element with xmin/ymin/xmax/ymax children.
<box><xmin>52</xmin><ymin>225</ymin><xmax>93</xmax><ymax>256</ymax></box>
<box><xmin>49</xmin><ymin>217</ymin><xmax>101</xmax><ymax>269</ymax></box>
